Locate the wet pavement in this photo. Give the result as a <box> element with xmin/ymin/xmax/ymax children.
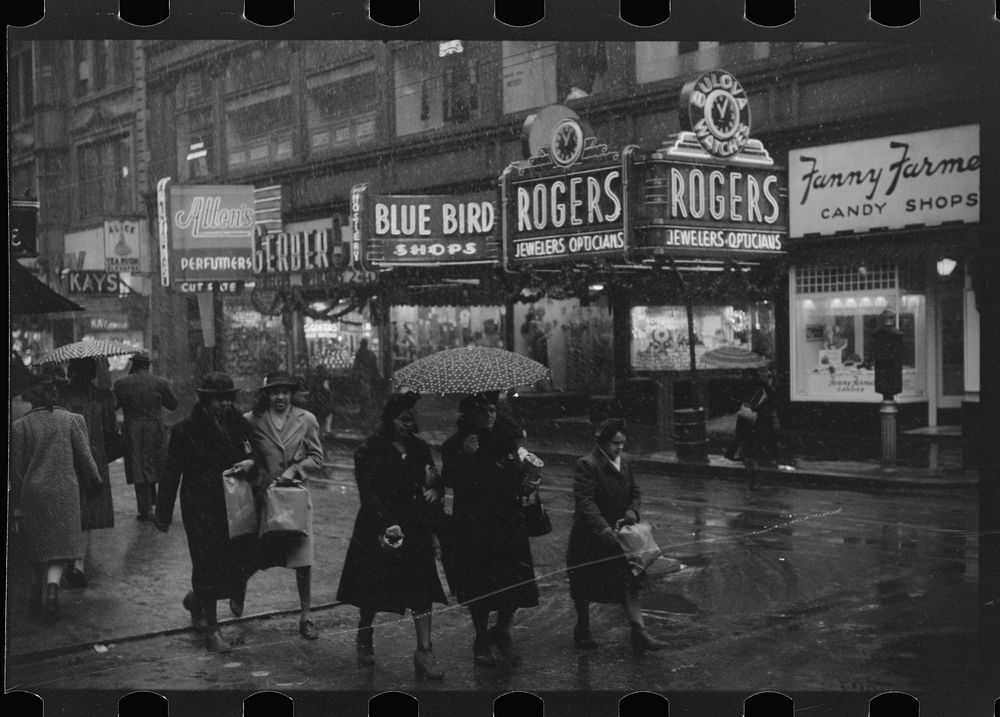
<box><xmin>5</xmin><ymin>448</ymin><xmax>994</xmax><ymax>714</ymax></box>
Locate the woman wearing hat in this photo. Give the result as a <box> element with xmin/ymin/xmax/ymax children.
<box><xmin>336</xmin><ymin>392</ymin><xmax>448</xmax><ymax>680</ymax></box>
<box><xmin>153</xmin><ymin>372</ymin><xmax>259</xmax><ymax>651</ymax></box>
<box><xmin>244</xmin><ymin>371</ymin><xmax>325</xmax><ymax>640</ymax></box>
<box><xmin>441</xmin><ymin>392</ymin><xmax>539</xmax><ymax>668</ymax></box>
<box><xmin>11</xmin><ymin>372</ymin><xmax>103</xmax><ymax>622</ymax></box>
<box><xmin>566</xmin><ymin>418</ymin><xmax>666</xmax><ymax>652</ymax></box>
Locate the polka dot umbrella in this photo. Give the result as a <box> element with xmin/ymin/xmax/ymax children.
<box><xmin>36</xmin><ymin>339</ymin><xmax>141</xmax><ymax>366</ymax></box>
<box><xmin>391</xmin><ymin>346</ymin><xmax>551</xmax><ymax>395</ymax></box>
<box><xmin>698</xmin><ymin>346</ymin><xmax>770</xmax><ymax>370</ymax></box>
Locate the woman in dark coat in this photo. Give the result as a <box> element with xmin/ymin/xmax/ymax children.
<box><xmin>441</xmin><ymin>392</ymin><xmax>539</xmax><ymax>668</ymax></box>
<box><xmin>336</xmin><ymin>392</ymin><xmax>448</xmax><ymax>680</ymax></box>
<box><xmin>152</xmin><ymin>372</ymin><xmax>259</xmax><ymax>651</ymax></box>
<box><xmin>566</xmin><ymin>418</ymin><xmax>666</xmax><ymax>652</ymax></box>
<box><xmin>725</xmin><ymin>365</ymin><xmax>781</xmax><ymax>490</ymax></box>
<box><xmin>58</xmin><ymin>357</ymin><xmax>117</xmax><ymax>587</ymax></box>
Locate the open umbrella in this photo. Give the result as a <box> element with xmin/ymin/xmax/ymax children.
<box><xmin>698</xmin><ymin>346</ymin><xmax>770</xmax><ymax>370</ymax></box>
<box><xmin>37</xmin><ymin>339</ymin><xmax>140</xmax><ymax>366</ymax></box>
<box><xmin>391</xmin><ymin>346</ymin><xmax>550</xmax><ymax>395</ymax></box>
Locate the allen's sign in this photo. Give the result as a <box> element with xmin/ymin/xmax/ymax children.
<box><xmin>157</xmin><ymin>180</ymin><xmax>256</xmax><ymax>286</ymax></box>
<box><xmin>350</xmin><ymin>185</ymin><xmax>498</xmax><ymax>269</ymax></box>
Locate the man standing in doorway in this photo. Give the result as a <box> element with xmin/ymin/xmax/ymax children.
<box><xmin>353</xmin><ymin>339</ymin><xmax>381</xmax><ymax>425</ymax></box>
<box><xmin>113</xmin><ymin>352</ymin><xmax>179</xmax><ymax>521</ymax></box>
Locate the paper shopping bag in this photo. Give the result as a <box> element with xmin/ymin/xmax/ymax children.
<box><xmin>616</xmin><ymin>522</ymin><xmax>663</xmax><ymax>576</ymax></box>
<box><xmin>222</xmin><ymin>472</ymin><xmax>258</xmax><ymax>538</ymax></box>
<box><xmin>260</xmin><ymin>485</ymin><xmax>310</xmax><ymax>537</ymax></box>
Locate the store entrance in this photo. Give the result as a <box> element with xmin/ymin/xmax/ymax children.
<box><xmin>936</xmin><ymin>282</ymin><xmax>964</xmax><ymax>420</ymax></box>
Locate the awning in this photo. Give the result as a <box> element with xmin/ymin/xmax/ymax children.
<box><xmin>10</xmin><ymin>261</ymin><xmax>85</xmax><ymax>315</ymax></box>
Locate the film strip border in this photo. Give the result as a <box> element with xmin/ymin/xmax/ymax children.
<box><xmin>6</xmin><ymin>0</ymin><xmax>999</xmax><ymax>38</ymax></box>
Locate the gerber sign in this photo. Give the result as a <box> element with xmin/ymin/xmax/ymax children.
<box><xmin>164</xmin><ymin>184</ymin><xmax>257</xmax><ymax>284</ymax></box>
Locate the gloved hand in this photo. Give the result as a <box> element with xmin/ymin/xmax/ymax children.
<box><xmin>599</xmin><ymin>526</ymin><xmax>621</xmax><ymax>552</ymax></box>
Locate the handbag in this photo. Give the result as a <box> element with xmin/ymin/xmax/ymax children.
<box><xmin>104</xmin><ymin>424</ymin><xmax>124</xmax><ymax>463</ymax></box>
<box><xmin>736</xmin><ymin>403</ymin><xmax>758</xmax><ymax>425</ymax></box>
<box><xmin>616</xmin><ymin>522</ymin><xmax>663</xmax><ymax>576</ymax></box>
<box><xmin>222</xmin><ymin>472</ymin><xmax>258</xmax><ymax>538</ymax></box>
<box><xmin>522</xmin><ymin>488</ymin><xmax>552</xmax><ymax>537</ymax></box>
<box><xmin>260</xmin><ymin>484</ymin><xmax>311</xmax><ymax>537</ymax></box>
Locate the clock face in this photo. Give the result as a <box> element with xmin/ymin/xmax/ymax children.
<box><xmin>550</xmin><ymin>119</ymin><xmax>584</xmax><ymax>167</ymax></box>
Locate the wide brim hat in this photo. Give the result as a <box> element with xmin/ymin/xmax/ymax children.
<box><xmin>196</xmin><ymin>371</ymin><xmax>239</xmax><ymax>397</ymax></box>
<box><xmin>130</xmin><ymin>352</ymin><xmax>152</xmax><ymax>366</ymax></box>
<box><xmin>260</xmin><ymin>371</ymin><xmax>299</xmax><ymax>391</ymax></box>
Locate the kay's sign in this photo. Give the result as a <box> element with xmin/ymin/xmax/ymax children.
<box><xmin>788</xmin><ymin>125</ymin><xmax>980</xmax><ymax>237</ymax></box>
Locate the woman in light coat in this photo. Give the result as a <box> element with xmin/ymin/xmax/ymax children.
<box><xmin>566</xmin><ymin>418</ymin><xmax>666</xmax><ymax>652</ymax></box>
<box><xmin>11</xmin><ymin>374</ymin><xmax>103</xmax><ymax>621</ymax></box>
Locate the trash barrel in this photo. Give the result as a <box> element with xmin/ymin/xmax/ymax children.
<box><xmin>673</xmin><ymin>407</ymin><xmax>709</xmax><ymax>463</ymax></box>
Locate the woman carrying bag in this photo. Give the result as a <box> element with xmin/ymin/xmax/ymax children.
<box><xmin>725</xmin><ymin>365</ymin><xmax>782</xmax><ymax>491</ymax></box>
<box><xmin>153</xmin><ymin>372</ymin><xmax>259</xmax><ymax>651</ymax></box>
<box><xmin>336</xmin><ymin>392</ymin><xmax>448</xmax><ymax>680</ymax></box>
<box><xmin>566</xmin><ymin>418</ymin><xmax>667</xmax><ymax>652</ymax></box>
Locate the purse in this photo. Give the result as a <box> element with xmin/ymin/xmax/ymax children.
<box><xmin>104</xmin><ymin>424</ymin><xmax>124</xmax><ymax>463</ymax></box>
<box><xmin>260</xmin><ymin>484</ymin><xmax>311</xmax><ymax>537</ymax></box>
<box><xmin>222</xmin><ymin>472</ymin><xmax>258</xmax><ymax>538</ymax></box>
<box><xmin>616</xmin><ymin>522</ymin><xmax>663</xmax><ymax>576</ymax></box>
<box><xmin>736</xmin><ymin>403</ymin><xmax>758</xmax><ymax>425</ymax></box>
<box><xmin>522</xmin><ymin>488</ymin><xmax>552</xmax><ymax>537</ymax></box>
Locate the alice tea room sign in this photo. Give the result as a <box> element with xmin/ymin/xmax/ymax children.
<box><xmin>788</xmin><ymin>125</ymin><xmax>979</xmax><ymax>237</ymax></box>
<box><xmin>157</xmin><ymin>180</ymin><xmax>256</xmax><ymax>287</ymax></box>
<box><xmin>350</xmin><ymin>185</ymin><xmax>498</xmax><ymax>270</ymax></box>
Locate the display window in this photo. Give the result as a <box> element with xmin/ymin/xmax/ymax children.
<box><xmin>305</xmin><ymin>310</ymin><xmax>377</xmax><ymax>375</ymax></box>
<box><xmin>390</xmin><ymin>304</ymin><xmax>505</xmax><ymax>372</ymax></box>
<box><xmin>631</xmin><ymin>302</ymin><xmax>774</xmax><ymax>372</ymax></box>
<box><xmin>513</xmin><ymin>297</ymin><xmax>613</xmax><ymax>393</ymax></box>
<box><xmin>222</xmin><ymin>299</ymin><xmax>287</xmax><ymax>394</ymax></box>
<box><xmin>790</xmin><ymin>264</ymin><xmax>927</xmax><ymax>403</ymax></box>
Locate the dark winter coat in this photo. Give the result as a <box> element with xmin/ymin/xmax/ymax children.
<box><xmin>336</xmin><ymin>429</ymin><xmax>448</xmax><ymax>614</ymax></box>
<box><xmin>59</xmin><ymin>380</ymin><xmax>117</xmax><ymax>530</ymax></box>
<box><xmin>566</xmin><ymin>447</ymin><xmax>641</xmax><ymax>604</ymax></box>
<box><xmin>155</xmin><ymin>404</ymin><xmax>259</xmax><ymax>600</ymax></box>
<box><xmin>113</xmin><ymin>371</ymin><xmax>179</xmax><ymax>485</ymax></box>
<box><xmin>441</xmin><ymin>423</ymin><xmax>539</xmax><ymax>611</ymax></box>
<box><xmin>726</xmin><ymin>379</ymin><xmax>780</xmax><ymax>466</ymax></box>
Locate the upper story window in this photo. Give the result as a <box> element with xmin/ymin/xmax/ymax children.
<box><xmin>223</xmin><ymin>43</ymin><xmax>292</xmax><ymax>95</ymax></box>
<box><xmin>225</xmin><ymin>86</ymin><xmax>294</xmax><ymax>170</ymax></box>
<box><xmin>175</xmin><ymin>71</ymin><xmax>212</xmax><ymax>111</ymax></box>
<box><xmin>76</xmin><ymin>134</ymin><xmax>135</xmax><ymax>220</ymax></box>
<box><xmin>9</xmin><ymin>48</ymin><xmax>34</xmax><ymax>124</ymax></box>
<box><xmin>73</xmin><ymin>41</ymin><xmax>134</xmax><ymax>98</ymax></box>
<box><xmin>394</xmin><ymin>42</ymin><xmax>483</xmax><ymax>137</ymax></box>
<box><xmin>306</xmin><ymin>59</ymin><xmax>377</xmax><ymax>153</ymax></box>
<box><xmin>635</xmin><ymin>41</ymin><xmax>770</xmax><ymax>85</ymax></box>
<box><xmin>502</xmin><ymin>41</ymin><xmax>610</xmax><ymax>114</ymax></box>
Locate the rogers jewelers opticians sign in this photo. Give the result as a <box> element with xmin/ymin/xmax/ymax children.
<box><xmin>158</xmin><ymin>181</ymin><xmax>257</xmax><ymax>286</ymax></box>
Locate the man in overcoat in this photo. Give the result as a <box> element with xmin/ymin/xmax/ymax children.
<box><xmin>113</xmin><ymin>352</ymin><xmax>179</xmax><ymax>520</ymax></box>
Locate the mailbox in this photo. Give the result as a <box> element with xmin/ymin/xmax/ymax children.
<box><xmin>873</xmin><ymin>310</ymin><xmax>903</xmax><ymax>399</ymax></box>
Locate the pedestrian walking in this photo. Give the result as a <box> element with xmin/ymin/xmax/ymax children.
<box><xmin>336</xmin><ymin>392</ymin><xmax>448</xmax><ymax>680</ymax></box>
<box><xmin>566</xmin><ymin>418</ymin><xmax>667</xmax><ymax>652</ymax></box>
<box><xmin>441</xmin><ymin>392</ymin><xmax>539</xmax><ymax>668</ymax></box>
<box><xmin>353</xmin><ymin>338</ymin><xmax>381</xmax><ymax>425</ymax></box>
<box><xmin>10</xmin><ymin>373</ymin><xmax>103</xmax><ymax>622</ymax></box>
<box><xmin>152</xmin><ymin>372</ymin><xmax>260</xmax><ymax>651</ymax></box>
<box><xmin>307</xmin><ymin>363</ymin><xmax>335</xmax><ymax>437</ymax></box>
<box><xmin>725</xmin><ymin>365</ymin><xmax>782</xmax><ymax>490</ymax></box>
<box><xmin>244</xmin><ymin>371</ymin><xmax>325</xmax><ymax>640</ymax></box>
<box><xmin>112</xmin><ymin>352</ymin><xmax>179</xmax><ymax>521</ymax></box>
<box><xmin>58</xmin><ymin>357</ymin><xmax>118</xmax><ymax>588</ymax></box>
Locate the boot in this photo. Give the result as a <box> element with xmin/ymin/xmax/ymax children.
<box><xmin>473</xmin><ymin>635</ymin><xmax>497</xmax><ymax>667</ymax></box>
<box><xmin>630</xmin><ymin>622</ymin><xmax>667</xmax><ymax>652</ymax></box>
<box><xmin>573</xmin><ymin>624</ymin><xmax>599</xmax><ymax>650</ymax></box>
<box><xmin>229</xmin><ymin>580</ymin><xmax>246</xmax><ymax>617</ymax></box>
<box><xmin>42</xmin><ymin>582</ymin><xmax>60</xmax><ymax>622</ymax></box>
<box><xmin>183</xmin><ymin>591</ymin><xmax>208</xmax><ymax>630</ymax></box>
<box><xmin>487</xmin><ymin>626</ymin><xmax>521</xmax><ymax>665</ymax></box>
<box><xmin>413</xmin><ymin>648</ymin><xmax>444</xmax><ymax>681</ymax></box>
<box><xmin>356</xmin><ymin>626</ymin><xmax>375</xmax><ymax>667</ymax></box>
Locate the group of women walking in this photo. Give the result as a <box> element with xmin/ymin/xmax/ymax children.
<box><xmin>11</xmin><ymin>365</ymin><xmax>668</xmax><ymax>678</ymax></box>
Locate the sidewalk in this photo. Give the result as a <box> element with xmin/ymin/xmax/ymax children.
<box><xmin>327</xmin><ymin>424</ymin><xmax>978</xmax><ymax>492</ymax></box>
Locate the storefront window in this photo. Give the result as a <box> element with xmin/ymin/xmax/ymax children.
<box><xmin>306</xmin><ymin>60</ymin><xmax>377</xmax><ymax>153</ymax></box>
<box><xmin>305</xmin><ymin>310</ymin><xmax>377</xmax><ymax>375</ymax></box>
<box><xmin>631</xmin><ymin>302</ymin><xmax>774</xmax><ymax>372</ymax></box>
<box><xmin>390</xmin><ymin>305</ymin><xmax>505</xmax><ymax>372</ymax></box>
<box><xmin>222</xmin><ymin>298</ymin><xmax>287</xmax><ymax>395</ymax></box>
<box><xmin>513</xmin><ymin>298</ymin><xmax>613</xmax><ymax>394</ymax></box>
<box><xmin>791</xmin><ymin>264</ymin><xmax>926</xmax><ymax>403</ymax></box>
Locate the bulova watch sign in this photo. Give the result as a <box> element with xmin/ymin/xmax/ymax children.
<box><xmin>501</xmin><ymin>106</ymin><xmax>626</xmax><ymax>269</ymax></box>
<box><xmin>625</xmin><ymin>70</ymin><xmax>788</xmax><ymax>261</ymax></box>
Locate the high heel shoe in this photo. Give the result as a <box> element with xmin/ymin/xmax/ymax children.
<box><xmin>356</xmin><ymin>626</ymin><xmax>375</xmax><ymax>667</ymax></box>
<box><xmin>413</xmin><ymin>648</ymin><xmax>444</xmax><ymax>681</ymax></box>
<box><xmin>42</xmin><ymin>582</ymin><xmax>59</xmax><ymax>621</ymax></box>
<box><xmin>630</xmin><ymin>623</ymin><xmax>667</xmax><ymax>652</ymax></box>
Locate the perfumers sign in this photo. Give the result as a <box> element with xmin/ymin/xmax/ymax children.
<box><xmin>788</xmin><ymin>125</ymin><xmax>980</xmax><ymax>237</ymax></box>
